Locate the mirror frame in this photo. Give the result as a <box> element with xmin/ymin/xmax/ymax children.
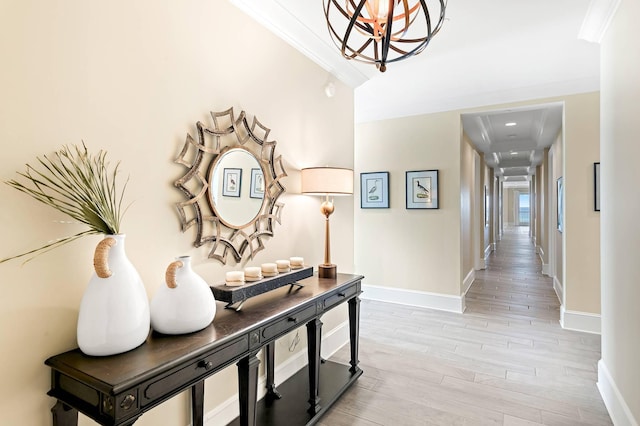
<box><xmin>174</xmin><ymin>107</ymin><xmax>286</xmax><ymax>264</ymax></box>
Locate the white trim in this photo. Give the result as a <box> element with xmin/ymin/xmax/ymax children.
<box><xmin>538</xmin><ymin>247</ymin><xmax>550</xmax><ymax>276</ymax></box>
<box><xmin>492</xmin><ymin>242</ymin><xmax>497</xmax><ymax>251</ymax></box>
<box><xmin>541</xmin><ymin>262</ymin><xmax>550</xmax><ymax>276</ymax></box>
<box><xmin>598</xmin><ymin>359</ymin><xmax>639</xmax><ymax>426</ymax></box>
<box><xmin>553</xmin><ymin>276</ymin><xmax>563</xmax><ymax>304</ymax></box>
<box><xmin>227</xmin><ymin>0</ymin><xmax>371</xmax><ymax>88</ymax></box>
<box><xmin>484</xmin><ymin>244</ymin><xmax>492</xmax><ymax>261</ymax></box>
<box><xmin>202</xmin><ymin>321</ymin><xmax>350</xmax><ymax>426</ymax></box>
<box><xmin>578</xmin><ymin>0</ymin><xmax>622</xmax><ymax>43</ymax></box>
<box><xmin>462</xmin><ymin>269</ymin><xmax>476</xmax><ymax>296</ymax></box>
<box><xmin>362</xmin><ymin>284</ymin><xmax>465</xmax><ymax>313</ymax></box>
<box><xmin>560</xmin><ymin>305</ymin><xmax>601</xmax><ymax>334</ymax></box>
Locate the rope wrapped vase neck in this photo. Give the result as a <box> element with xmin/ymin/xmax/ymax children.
<box><xmin>93</xmin><ymin>237</ymin><xmax>117</xmax><ymax>278</ymax></box>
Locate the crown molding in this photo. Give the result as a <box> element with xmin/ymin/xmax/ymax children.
<box><xmin>228</xmin><ymin>0</ymin><xmax>372</xmax><ymax>88</ymax></box>
<box><xmin>578</xmin><ymin>0</ymin><xmax>622</xmax><ymax>43</ymax></box>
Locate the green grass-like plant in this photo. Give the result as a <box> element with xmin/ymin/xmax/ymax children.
<box><xmin>1</xmin><ymin>143</ymin><xmax>129</xmax><ymax>264</ymax></box>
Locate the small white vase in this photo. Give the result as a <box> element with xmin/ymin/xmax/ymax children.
<box><xmin>150</xmin><ymin>256</ymin><xmax>216</xmax><ymax>335</ymax></box>
<box><xmin>77</xmin><ymin>234</ymin><xmax>150</xmax><ymax>356</ymax></box>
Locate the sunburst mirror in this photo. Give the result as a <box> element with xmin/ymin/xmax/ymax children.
<box><xmin>174</xmin><ymin>107</ymin><xmax>286</xmax><ymax>264</ymax></box>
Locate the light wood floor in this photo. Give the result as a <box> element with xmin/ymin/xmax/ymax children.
<box><xmin>321</xmin><ymin>227</ymin><xmax>611</xmax><ymax>425</ymax></box>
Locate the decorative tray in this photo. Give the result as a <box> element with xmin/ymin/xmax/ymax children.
<box><xmin>210</xmin><ymin>266</ymin><xmax>314</xmax><ymax>310</ymax></box>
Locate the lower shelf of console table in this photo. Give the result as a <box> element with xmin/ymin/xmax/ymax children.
<box><xmin>228</xmin><ymin>361</ymin><xmax>362</xmax><ymax>426</ymax></box>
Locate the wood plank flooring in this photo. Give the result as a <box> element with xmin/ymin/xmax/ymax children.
<box><xmin>321</xmin><ymin>227</ymin><xmax>611</xmax><ymax>425</ymax></box>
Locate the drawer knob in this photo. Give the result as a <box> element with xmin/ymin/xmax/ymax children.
<box><xmin>288</xmin><ymin>317</ymin><xmax>298</xmax><ymax>323</ymax></box>
<box><xmin>338</xmin><ymin>292</ymin><xmax>346</xmax><ymax>297</ymax></box>
<box><xmin>120</xmin><ymin>394</ymin><xmax>136</xmax><ymax>411</ymax></box>
<box><xmin>198</xmin><ymin>360</ymin><xmax>214</xmax><ymax>370</ymax></box>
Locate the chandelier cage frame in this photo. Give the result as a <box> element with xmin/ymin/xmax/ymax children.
<box><xmin>324</xmin><ymin>0</ymin><xmax>447</xmax><ymax>72</ymax></box>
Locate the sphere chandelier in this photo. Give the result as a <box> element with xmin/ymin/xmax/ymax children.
<box><xmin>323</xmin><ymin>0</ymin><xmax>447</xmax><ymax>72</ymax></box>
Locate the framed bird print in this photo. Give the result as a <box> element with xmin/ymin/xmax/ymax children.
<box><xmin>222</xmin><ymin>168</ymin><xmax>242</xmax><ymax>197</ymax></box>
<box><xmin>361</xmin><ymin>171</ymin><xmax>389</xmax><ymax>208</ymax></box>
<box><xmin>406</xmin><ymin>169</ymin><xmax>439</xmax><ymax>209</ymax></box>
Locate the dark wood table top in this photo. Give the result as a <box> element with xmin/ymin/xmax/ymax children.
<box><xmin>45</xmin><ymin>273</ymin><xmax>363</xmax><ymax>394</ymax></box>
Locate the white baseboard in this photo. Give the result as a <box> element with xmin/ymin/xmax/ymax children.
<box><xmin>597</xmin><ymin>359</ymin><xmax>639</xmax><ymax>426</ymax></box>
<box><xmin>541</xmin><ymin>263</ymin><xmax>549</xmax><ymax>276</ymax></box>
<box><xmin>560</xmin><ymin>305</ymin><xmax>601</xmax><ymax>334</ymax></box>
<box><xmin>462</xmin><ymin>269</ymin><xmax>476</xmax><ymax>296</ymax></box>
<box><xmin>482</xmin><ymin>244</ymin><xmax>492</xmax><ymax>270</ymax></box>
<box><xmin>537</xmin><ymin>248</ymin><xmax>550</xmax><ymax>276</ymax></box>
<box><xmin>553</xmin><ymin>276</ymin><xmax>563</xmax><ymax>304</ymax></box>
<box><xmin>202</xmin><ymin>321</ymin><xmax>350</xmax><ymax>426</ymax></box>
<box><xmin>362</xmin><ymin>284</ymin><xmax>465</xmax><ymax>313</ymax></box>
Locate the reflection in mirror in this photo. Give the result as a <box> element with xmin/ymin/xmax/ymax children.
<box><xmin>208</xmin><ymin>148</ymin><xmax>265</xmax><ymax>229</ymax></box>
<box><xmin>174</xmin><ymin>107</ymin><xmax>286</xmax><ymax>265</ymax></box>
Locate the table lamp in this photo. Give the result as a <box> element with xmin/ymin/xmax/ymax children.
<box><xmin>301</xmin><ymin>167</ymin><xmax>354</xmax><ymax>278</ymax></box>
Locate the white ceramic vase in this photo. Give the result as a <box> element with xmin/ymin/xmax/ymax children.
<box><xmin>150</xmin><ymin>256</ymin><xmax>216</xmax><ymax>335</ymax></box>
<box><xmin>77</xmin><ymin>234</ymin><xmax>150</xmax><ymax>356</ymax></box>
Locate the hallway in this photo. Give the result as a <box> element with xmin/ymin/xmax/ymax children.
<box><xmin>322</xmin><ymin>228</ymin><xmax>611</xmax><ymax>425</ymax></box>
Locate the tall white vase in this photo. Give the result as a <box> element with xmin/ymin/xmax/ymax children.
<box><xmin>77</xmin><ymin>234</ymin><xmax>150</xmax><ymax>356</ymax></box>
<box><xmin>150</xmin><ymin>256</ymin><xmax>216</xmax><ymax>335</ymax></box>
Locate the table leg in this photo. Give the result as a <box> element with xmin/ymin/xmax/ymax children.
<box><xmin>237</xmin><ymin>352</ymin><xmax>260</xmax><ymax>426</ymax></box>
<box><xmin>191</xmin><ymin>380</ymin><xmax>205</xmax><ymax>426</ymax></box>
<box><xmin>348</xmin><ymin>295</ymin><xmax>361</xmax><ymax>373</ymax></box>
<box><xmin>306</xmin><ymin>317</ymin><xmax>323</xmax><ymax>414</ymax></box>
<box><xmin>51</xmin><ymin>401</ymin><xmax>78</xmax><ymax>426</ymax></box>
<box><xmin>265</xmin><ymin>341</ymin><xmax>282</xmax><ymax>399</ymax></box>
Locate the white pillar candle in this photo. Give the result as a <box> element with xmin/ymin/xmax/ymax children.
<box><xmin>244</xmin><ymin>266</ymin><xmax>263</xmax><ymax>281</ymax></box>
<box><xmin>276</xmin><ymin>259</ymin><xmax>291</xmax><ymax>272</ymax></box>
<box><xmin>290</xmin><ymin>257</ymin><xmax>304</xmax><ymax>269</ymax></box>
<box><xmin>261</xmin><ymin>262</ymin><xmax>278</xmax><ymax>276</ymax></box>
<box><xmin>225</xmin><ymin>270</ymin><xmax>245</xmax><ymax>286</ymax></box>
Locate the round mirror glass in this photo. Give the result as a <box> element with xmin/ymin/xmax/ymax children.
<box><xmin>207</xmin><ymin>148</ymin><xmax>266</xmax><ymax>229</ymax></box>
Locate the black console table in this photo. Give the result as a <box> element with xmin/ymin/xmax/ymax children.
<box><xmin>45</xmin><ymin>273</ymin><xmax>363</xmax><ymax>426</ymax></box>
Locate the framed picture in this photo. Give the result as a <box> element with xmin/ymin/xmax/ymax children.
<box><xmin>594</xmin><ymin>162</ymin><xmax>600</xmax><ymax>211</ymax></box>
<box><xmin>250</xmin><ymin>168</ymin><xmax>265</xmax><ymax>199</ymax></box>
<box><xmin>406</xmin><ymin>170</ymin><xmax>439</xmax><ymax>209</ymax></box>
<box><xmin>360</xmin><ymin>171</ymin><xmax>389</xmax><ymax>208</ymax></box>
<box><xmin>557</xmin><ymin>176</ymin><xmax>564</xmax><ymax>232</ymax></box>
<box><xmin>222</xmin><ymin>168</ymin><xmax>242</xmax><ymax>197</ymax></box>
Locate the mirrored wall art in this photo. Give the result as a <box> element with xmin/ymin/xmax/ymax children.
<box><xmin>174</xmin><ymin>107</ymin><xmax>286</xmax><ymax>264</ymax></box>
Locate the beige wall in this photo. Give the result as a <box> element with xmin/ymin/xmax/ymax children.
<box><xmin>550</xmin><ymin>131</ymin><xmax>564</xmax><ymax>295</ymax></box>
<box><xmin>355</xmin><ymin>93</ymin><xmax>600</xmax><ymax>322</ymax></box>
<box><xmin>563</xmin><ymin>94</ymin><xmax>601</xmax><ymax>314</ymax></box>
<box><xmin>354</xmin><ymin>112</ymin><xmax>462</xmax><ymax>296</ymax></box>
<box><xmin>482</xmin><ymin>159</ymin><xmax>492</xmax><ymax>258</ymax></box>
<box><xmin>461</xmin><ymin>135</ymin><xmax>475</xmax><ymax>286</ymax></box>
<box><xmin>0</xmin><ymin>2</ymin><xmax>354</xmax><ymax>425</ymax></box>
<box><xmin>600</xmin><ymin>0</ymin><xmax>640</xmax><ymax>421</ymax></box>
<box><xmin>536</xmin><ymin>150</ymin><xmax>549</xmax><ymax>267</ymax></box>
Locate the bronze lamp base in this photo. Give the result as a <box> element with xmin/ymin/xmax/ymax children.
<box><xmin>318</xmin><ymin>264</ymin><xmax>337</xmax><ymax>279</ymax></box>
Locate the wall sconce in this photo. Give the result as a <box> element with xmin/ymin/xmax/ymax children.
<box><xmin>301</xmin><ymin>167</ymin><xmax>354</xmax><ymax>278</ymax></box>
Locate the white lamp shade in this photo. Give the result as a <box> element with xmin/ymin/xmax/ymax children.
<box><xmin>301</xmin><ymin>167</ymin><xmax>354</xmax><ymax>195</ymax></box>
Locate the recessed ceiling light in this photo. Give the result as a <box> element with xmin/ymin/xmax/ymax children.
<box><xmin>505</xmin><ymin>122</ymin><xmax>517</xmax><ymax>127</ymax></box>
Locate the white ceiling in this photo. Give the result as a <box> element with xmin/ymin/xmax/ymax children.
<box><xmin>228</xmin><ymin>0</ymin><xmax>602</xmax><ymax>181</ymax></box>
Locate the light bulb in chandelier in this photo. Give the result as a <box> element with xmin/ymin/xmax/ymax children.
<box><xmin>324</xmin><ymin>0</ymin><xmax>447</xmax><ymax>72</ymax></box>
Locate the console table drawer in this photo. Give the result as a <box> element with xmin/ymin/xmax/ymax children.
<box><xmin>323</xmin><ymin>285</ymin><xmax>358</xmax><ymax>310</ymax></box>
<box><xmin>141</xmin><ymin>336</ymin><xmax>248</xmax><ymax>404</ymax></box>
<box><xmin>261</xmin><ymin>305</ymin><xmax>317</xmax><ymax>340</ymax></box>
